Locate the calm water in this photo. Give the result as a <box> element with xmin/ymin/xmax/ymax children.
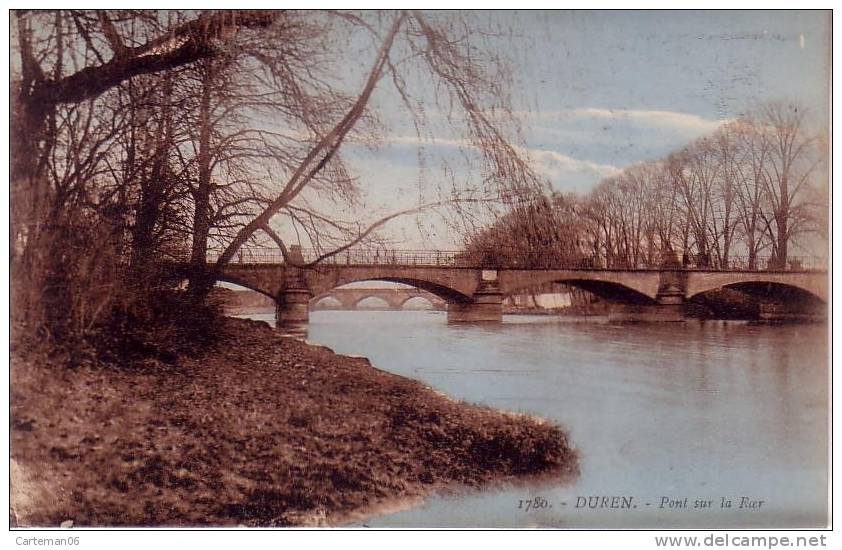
<box><xmin>244</xmin><ymin>310</ymin><xmax>829</xmax><ymax>528</ymax></box>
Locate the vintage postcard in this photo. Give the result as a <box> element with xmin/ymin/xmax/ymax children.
<box><xmin>8</xmin><ymin>8</ymin><xmax>830</xmax><ymax>539</ymax></box>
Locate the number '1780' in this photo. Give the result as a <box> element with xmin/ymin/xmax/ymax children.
<box><xmin>518</xmin><ymin>496</ymin><xmax>551</xmax><ymax>512</ymax></box>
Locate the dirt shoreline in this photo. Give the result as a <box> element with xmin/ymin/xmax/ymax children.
<box><xmin>11</xmin><ymin>317</ymin><xmax>578</xmax><ymax>527</ymax></box>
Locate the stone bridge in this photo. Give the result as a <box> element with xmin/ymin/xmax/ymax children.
<box><xmin>312</xmin><ymin>287</ymin><xmax>446</xmax><ymax>311</ymax></box>
<box><xmin>202</xmin><ymin>246</ymin><xmax>827</xmax><ymax>329</ymax></box>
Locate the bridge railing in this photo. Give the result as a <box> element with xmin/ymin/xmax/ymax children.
<box><xmin>209</xmin><ymin>247</ymin><xmax>477</xmax><ymax>267</ymax></box>
<box><xmin>202</xmin><ymin>247</ymin><xmax>826</xmax><ymax>272</ymax></box>
<box><xmin>224</xmin><ymin>247</ymin><xmax>286</xmax><ymax>264</ymax></box>
<box><xmin>667</xmin><ymin>254</ymin><xmax>826</xmax><ymax>272</ymax></box>
<box><xmin>303</xmin><ymin>248</ymin><xmax>471</xmax><ymax>267</ymax></box>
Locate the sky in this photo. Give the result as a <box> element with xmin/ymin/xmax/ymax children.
<box><xmin>329</xmin><ymin>10</ymin><xmax>830</xmax><ymax>250</ymax></box>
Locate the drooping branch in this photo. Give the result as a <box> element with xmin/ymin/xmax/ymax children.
<box><xmin>213</xmin><ymin>12</ymin><xmax>407</xmax><ymax>270</ymax></box>
<box><xmin>298</xmin><ymin>202</ymin><xmax>446</xmax><ymax>268</ymax></box>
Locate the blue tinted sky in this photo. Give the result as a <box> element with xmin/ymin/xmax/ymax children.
<box><xmin>326</xmin><ymin>10</ymin><xmax>831</xmax><ymax>248</ymax></box>
<box><xmin>511</xmin><ymin>10</ymin><xmax>829</xmax><ymax>184</ymax></box>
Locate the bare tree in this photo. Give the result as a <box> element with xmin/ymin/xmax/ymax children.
<box><xmin>465</xmin><ymin>100</ymin><xmax>826</xmax><ymax>276</ymax></box>
<box><xmin>730</xmin><ymin>118</ymin><xmax>773</xmax><ymax>269</ymax></box>
<box><xmin>11</xmin><ymin>10</ymin><xmax>282</xmax><ymax>336</ymax></box>
<box><xmin>705</xmin><ymin>123</ymin><xmax>743</xmax><ymax>268</ymax></box>
<box><xmin>462</xmin><ymin>193</ymin><xmax>586</xmax><ymax>267</ymax></box>
<box><xmin>667</xmin><ymin>138</ymin><xmax>720</xmax><ymax>267</ymax></box>
<box><xmin>207</xmin><ymin>11</ymin><xmax>545</xmax><ymax>286</ymax></box>
<box><xmin>12</xmin><ymin>10</ymin><xmax>546</xmax><ymax>336</ymax></box>
<box><xmin>12</xmin><ymin>10</ymin><xmax>279</xmax><ymax>234</ymax></box>
<box><xmin>753</xmin><ymin>102</ymin><xmax>823</xmax><ymax>267</ymax></box>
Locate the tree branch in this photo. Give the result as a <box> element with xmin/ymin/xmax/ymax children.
<box><xmin>26</xmin><ymin>10</ymin><xmax>279</xmax><ymax>108</ymax></box>
<box><xmin>213</xmin><ymin>11</ymin><xmax>407</xmax><ymax>270</ymax></box>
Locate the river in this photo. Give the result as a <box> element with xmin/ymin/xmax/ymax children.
<box><xmin>242</xmin><ymin>310</ymin><xmax>828</xmax><ymax>528</ymax></box>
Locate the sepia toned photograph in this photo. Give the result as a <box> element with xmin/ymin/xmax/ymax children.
<box><xmin>9</xmin><ymin>8</ymin><xmax>830</xmax><ymax>532</ymax></box>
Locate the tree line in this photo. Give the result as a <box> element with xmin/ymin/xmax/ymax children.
<box><xmin>465</xmin><ymin>102</ymin><xmax>828</xmax><ymax>271</ymax></box>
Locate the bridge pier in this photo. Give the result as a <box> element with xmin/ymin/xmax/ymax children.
<box><xmin>607</xmin><ymin>284</ymin><xmax>686</xmax><ymax>323</ymax></box>
<box><xmin>447</xmin><ymin>273</ymin><xmax>503</xmax><ymax>323</ymax></box>
<box><xmin>275</xmin><ymin>245</ymin><xmax>312</xmax><ymax>334</ymax></box>
<box><xmin>276</xmin><ymin>287</ymin><xmax>312</xmax><ymax>333</ymax></box>
<box><xmin>447</xmin><ymin>293</ymin><xmax>503</xmax><ymax>323</ymax></box>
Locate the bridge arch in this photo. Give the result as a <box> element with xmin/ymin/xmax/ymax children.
<box><xmin>688</xmin><ymin>281</ymin><xmax>826</xmax><ymax>305</ymax></box>
<box><xmin>686</xmin><ymin>273</ymin><xmax>828</xmax><ymax>303</ymax></box>
<box><xmin>306</xmin><ymin>273</ymin><xmax>474</xmax><ymax>304</ymax></box>
<box><xmin>399</xmin><ymin>295</ymin><xmax>436</xmax><ymax>309</ymax></box>
<box><xmin>500</xmin><ymin>270</ymin><xmax>660</xmax><ymax>304</ymax></box>
<box><xmin>565</xmin><ymin>279</ymin><xmax>656</xmax><ymax>304</ymax></box>
<box><xmin>357</xmin><ymin>293</ymin><xmax>409</xmax><ymax>310</ymax></box>
<box><xmin>311</xmin><ymin>290</ymin><xmax>357</xmax><ymax>310</ymax></box>
<box><xmin>310</xmin><ymin>287</ymin><xmax>442</xmax><ymax>311</ymax></box>
<box><xmin>213</xmin><ymin>275</ymin><xmax>277</xmax><ymax>301</ymax></box>
<box><xmin>164</xmin><ymin>264</ymin><xmax>280</xmax><ymax>301</ymax></box>
<box><xmin>311</xmin><ymin>295</ymin><xmax>344</xmax><ymax>310</ymax></box>
<box><xmin>353</xmin><ymin>296</ymin><xmax>393</xmax><ymax>310</ymax></box>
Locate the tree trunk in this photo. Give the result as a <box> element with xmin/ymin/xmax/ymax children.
<box><xmin>11</xmin><ymin>83</ymin><xmax>58</xmax><ymax>328</ymax></box>
<box><xmin>187</xmin><ymin>61</ymin><xmax>215</xmax><ymax>302</ymax></box>
<box><xmin>775</xmin><ymin>212</ymin><xmax>788</xmax><ymax>269</ymax></box>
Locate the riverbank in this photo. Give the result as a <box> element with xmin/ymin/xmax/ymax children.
<box><xmin>11</xmin><ymin>317</ymin><xmax>578</xmax><ymax>527</ymax></box>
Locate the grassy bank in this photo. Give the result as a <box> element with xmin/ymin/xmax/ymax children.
<box><xmin>11</xmin><ymin>317</ymin><xmax>578</xmax><ymax>527</ymax></box>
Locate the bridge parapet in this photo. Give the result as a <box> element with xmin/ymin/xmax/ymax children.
<box><xmin>208</xmin><ymin>246</ymin><xmax>827</xmax><ymax>272</ymax></box>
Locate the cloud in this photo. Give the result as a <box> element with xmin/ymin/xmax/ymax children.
<box><xmin>567</xmin><ymin>108</ymin><xmax>726</xmax><ymax>134</ymax></box>
<box><xmin>525</xmin><ymin>148</ymin><xmax>622</xmax><ymax>191</ymax></box>
<box><xmin>351</xmin><ymin>107</ymin><xmax>725</xmax><ymax>192</ymax></box>
<box><xmin>509</xmin><ymin>107</ymin><xmax>730</xmax><ymax>174</ymax></box>
<box><xmin>370</xmin><ymin>134</ymin><xmax>621</xmax><ymax>192</ymax></box>
<box><xmin>381</xmin><ymin>135</ymin><xmax>468</xmax><ymax>149</ymax></box>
